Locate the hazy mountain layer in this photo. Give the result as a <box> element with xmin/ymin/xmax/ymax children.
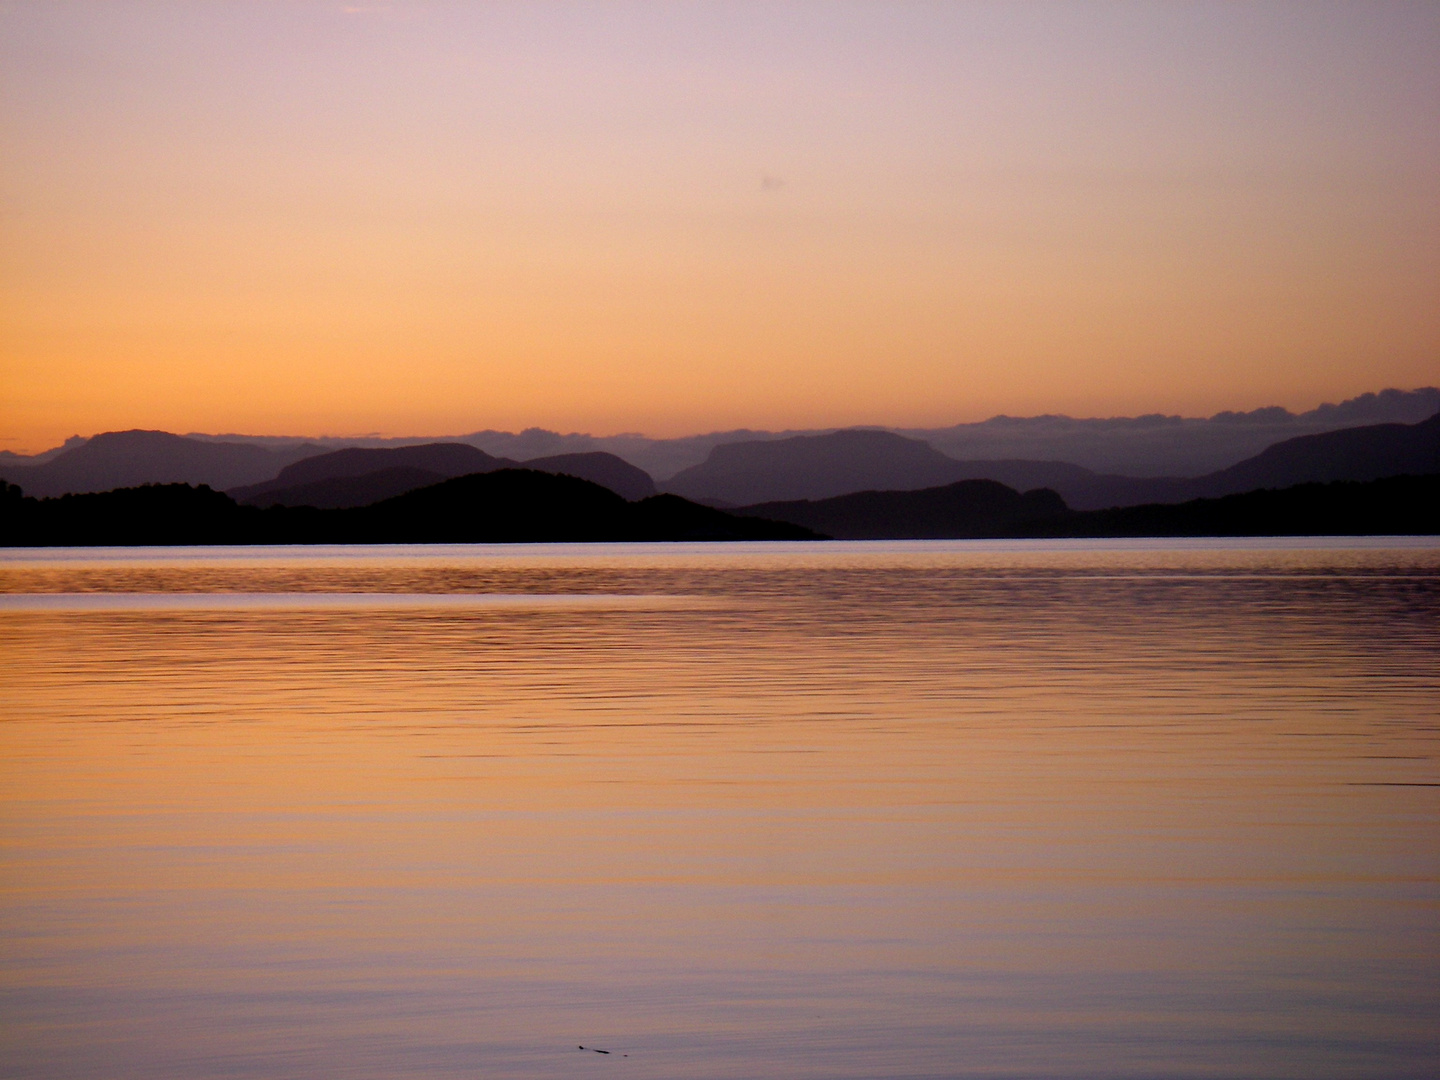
<box><xmin>0</xmin><ymin>430</ymin><xmax>324</xmax><ymax>498</ymax></box>
<box><xmin>901</xmin><ymin>388</ymin><xmax>1440</xmax><ymax>477</ymax></box>
<box><xmin>666</xmin><ymin>413</ymin><xmax>1440</xmax><ymax>510</ymax></box>
<box><xmin>664</xmin><ymin>430</ymin><xmax>965</xmax><ymax>505</ymax></box>
<box><xmin>518</xmin><ymin>453</ymin><xmax>656</xmax><ymax>501</ymax></box>
<box><xmin>9</xmin><ymin>387</ymin><xmax>1435</xmax><ymax>484</ymax></box>
<box><xmin>6</xmin><ymin>408</ymin><xmax>1436</xmax><ymax>511</ymax></box>
<box><xmin>1179</xmin><ymin>414</ymin><xmax>1440</xmax><ymax>496</ymax></box>
<box><xmin>235</xmin><ymin>467</ymin><xmax>453</xmax><ymax>510</ymax></box>
<box><xmin>230</xmin><ymin>444</ymin><xmax>514</xmax><ymax>504</ymax></box>
<box><xmin>468</xmin><ymin>387</ymin><xmax>1440</xmax><ymax>478</ymax></box>
<box><xmin>229</xmin><ymin>444</ymin><xmax>656</xmax><ymax>507</ymax></box>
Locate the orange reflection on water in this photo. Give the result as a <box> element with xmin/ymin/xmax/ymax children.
<box><xmin>1</xmin><ymin>541</ymin><xmax>1437</xmax><ymax>1078</ymax></box>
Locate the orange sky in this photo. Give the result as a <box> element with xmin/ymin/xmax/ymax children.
<box><xmin>2</xmin><ymin>2</ymin><xmax>1438</xmax><ymax>453</ymax></box>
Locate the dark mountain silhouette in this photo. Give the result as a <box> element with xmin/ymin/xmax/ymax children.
<box><xmin>11</xmin><ymin>387</ymin><xmax>1436</xmax><ymax>485</ymax></box>
<box><xmin>0</xmin><ymin>435</ymin><xmax>85</xmax><ymax>467</ymax></box>
<box><xmin>354</xmin><ymin>472</ymin><xmax>786</xmax><ymax>542</ymax></box>
<box><xmin>1035</xmin><ymin>474</ymin><xmax>1440</xmax><ymax>538</ymax></box>
<box><xmin>1181</xmin><ymin>411</ymin><xmax>1440</xmax><ymax>497</ymax></box>
<box><xmin>0</xmin><ymin>430</ymin><xmax>324</xmax><ymax>498</ymax></box>
<box><xmin>435</xmin><ymin>386</ymin><xmax>1440</xmax><ymax>478</ymax></box>
<box><xmin>663</xmin><ymin>413</ymin><xmax>1440</xmax><ymax>511</ymax></box>
<box><xmin>9</xmin><ymin>387</ymin><xmax>1434</xmax><ymax>495</ymax></box>
<box><xmin>662</xmin><ymin>429</ymin><xmax>1140</xmax><ymax>507</ymax></box>
<box><xmin>347</xmin><ymin>470</ymin><xmax>639</xmax><ymax>542</ymax></box>
<box><xmin>521</xmin><ymin>453</ymin><xmax>656</xmax><ymax>501</ymax></box>
<box><xmin>902</xmin><ymin>387</ymin><xmax>1440</xmax><ymax>476</ymax></box>
<box><xmin>1038</xmin><ymin>411</ymin><xmax>1440</xmax><ymax>508</ymax></box>
<box><xmin>460</xmin><ymin>426</ymin><xmax>818</xmax><ymax>483</ymax></box>
<box><xmin>0</xmin><ymin>469</ymin><xmax>814</xmax><ymax>546</ymax></box>
<box><xmin>230</xmin><ymin>443</ymin><xmax>512</xmax><ymax>503</ymax></box>
<box><xmin>738</xmin><ymin>473</ymin><xmax>1440</xmax><ymax>539</ymax></box>
<box><xmin>436</xmin><ymin>386</ymin><xmax>1440</xmax><ymax>477</ymax></box>
<box><xmin>741</xmin><ymin>481</ymin><xmax>1069</xmax><ymax>539</ymax></box>
<box><xmin>230</xmin><ymin>444</ymin><xmax>656</xmax><ymax>506</ymax></box>
<box><xmin>0</xmin><ymin>479</ymin><xmax>255</xmax><ymax>546</ymax></box>
<box><xmin>663</xmin><ymin>430</ymin><xmax>968</xmax><ymax>505</ymax></box>
<box><xmin>920</xmin><ymin>459</ymin><xmax>1128</xmax><ymax>510</ymax></box>
<box><xmin>7</xmin><ymin>469</ymin><xmax>1435</xmax><ymax>545</ymax></box>
<box><xmin>238</xmin><ymin>466</ymin><xmax>450</xmax><ymax>510</ymax></box>
<box><xmin>7</xmin><ymin>389</ymin><xmax>1433</xmax><ymax>502</ymax></box>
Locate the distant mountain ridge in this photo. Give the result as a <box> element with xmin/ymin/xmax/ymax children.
<box><xmin>521</xmin><ymin>453</ymin><xmax>656</xmax><ymax>501</ymax></box>
<box><xmin>899</xmin><ymin>387</ymin><xmax>1440</xmax><ymax>477</ymax></box>
<box><xmin>401</xmin><ymin>386</ymin><xmax>1440</xmax><ymax>478</ymax></box>
<box><xmin>230</xmin><ymin>443</ymin><xmax>514</xmax><ymax>505</ymax></box>
<box><xmin>665</xmin><ymin>413</ymin><xmax>1440</xmax><ymax>510</ymax></box>
<box><xmin>1182</xmin><ymin>413</ymin><xmax>1440</xmax><ymax>496</ymax></box>
<box><xmin>6</xmin><ymin>413</ymin><xmax>1437</xmax><ymax>511</ymax></box>
<box><xmin>0</xmin><ymin>430</ymin><xmax>325</xmax><ymax>498</ymax></box>
<box><xmin>233</xmin><ymin>467</ymin><xmax>456</xmax><ymax>511</ymax></box>
<box><xmin>664</xmin><ymin>430</ymin><xmax>965</xmax><ymax>505</ymax></box>
<box><xmin>8</xmin><ymin>386</ymin><xmax>1436</xmax><ymax>482</ymax></box>
<box><xmin>229</xmin><ymin>443</ymin><xmax>657</xmax><ymax>506</ymax></box>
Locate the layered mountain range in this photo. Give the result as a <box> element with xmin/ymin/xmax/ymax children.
<box><xmin>670</xmin><ymin>412</ymin><xmax>1440</xmax><ymax>509</ymax></box>
<box><xmin>230</xmin><ymin>443</ymin><xmax>656</xmax><ymax>506</ymax></box>
<box><xmin>4</xmin><ymin>408</ymin><xmax>1436</xmax><ymax>517</ymax></box>
<box><xmin>0</xmin><ymin>433</ymin><xmax>657</xmax><ymax>504</ymax></box>
<box><xmin>4</xmin><ymin>387</ymin><xmax>1436</xmax><ymax>495</ymax></box>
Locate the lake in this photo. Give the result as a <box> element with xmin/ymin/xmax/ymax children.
<box><xmin>1</xmin><ymin>539</ymin><xmax>1436</xmax><ymax>1079</ymax></box>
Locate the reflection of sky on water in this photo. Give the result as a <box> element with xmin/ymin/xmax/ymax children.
<box><xmin>1</xmin><ymin>541</ymin><xmax>1436</xmax><ymax>1079</ymax></box>
<box><xmin>0</xmin><ymin>592</ymin><xmax>704</xmax><ymax>613</ymax></box>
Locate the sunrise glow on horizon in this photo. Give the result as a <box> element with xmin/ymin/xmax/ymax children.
<box><xmin>3</xmin><ymin>1</ymin><xmax>1438</xmax><ymax>453</ymax></box>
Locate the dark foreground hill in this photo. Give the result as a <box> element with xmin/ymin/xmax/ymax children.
<box><xmin>6</xmin><ymin>468</ymin><xmax>1436</xmax><ymax>546</ymax></box>
<box><xmin>0</xmin><ymin>469</ymin><xmax>814</xmax><ymax>546</ymax></box>
<box><xmin>740</xmin><ymin>474</ymin><xmax>1440</xmax><ymax>539</ymax></box>
<box><xmin>1036</xmin><ymin>474</ymin><xmax>1440</xmax><ymax>538</ymax></box>
<box><xmin>231</xmin><ymin>444</ymin><xmax>656</xmax><ymax>506</ymax></box>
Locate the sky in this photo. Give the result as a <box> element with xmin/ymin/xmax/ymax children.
<box><xmin>1</xmin><ymin>1</ymin><xmax>1437</xmax><ymax>453</ymax></box>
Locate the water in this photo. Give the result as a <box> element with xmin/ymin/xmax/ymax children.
<box><xmin>1</xmin><ymin>540</ymin><xmax>1436</xmax><ymax>1079</ymax></box>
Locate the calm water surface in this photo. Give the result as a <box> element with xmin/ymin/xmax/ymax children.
<box><xmin>1</xmin><ymin>540</ymin><xmax>1437</xmax><ymax>1079</ymax></box>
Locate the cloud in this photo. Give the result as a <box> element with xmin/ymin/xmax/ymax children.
<box><xmin>760</xmin><ymin>174</ymin><xmax>785</xmax><ymax>192</ymax></box>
